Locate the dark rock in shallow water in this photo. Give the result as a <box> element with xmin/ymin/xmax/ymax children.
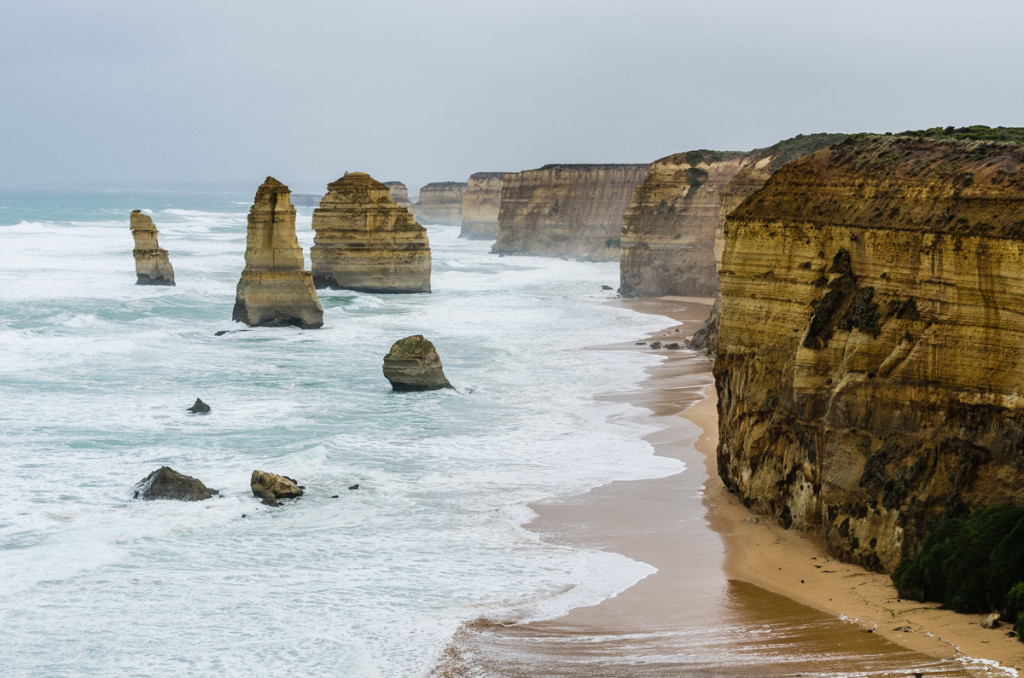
<box><xmin>664</xmin><ymin>342</ymin><xmax>681</xmax><ymax>350</ymax></box>
<box><xmin>250</xmin><ymin>469</ymin><xmax>303</xmax><ymax>506</ymax></box>
<box><xmin>133</xmin><ymin>466</ymin><xmax>217</xmax><ymax>501</ymax></box>
<box><xmin>601</xmin><ymin>285</ymin><xmax>613</xmax><ymax>290</ymax></box>
<box><xmin>187</xmin><ymin>398</ymin><xmax>211</xmax><ymax>414</ymax></box>
<box><xmin>649</xmin><ymin>341</ymin><xmax>662</xmax><ymax>350</ymax></box>
<box><xmin>348</xmin><ymin>484</ymin><xmax>359</xmax><ymax>490</ymax></box>
<box><xmin>382</xmin><ymin>335</ymin><xmax>453</xmax><ymax>391</ymax></box>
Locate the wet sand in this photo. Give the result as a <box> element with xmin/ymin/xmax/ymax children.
<box><xmin>436</xmin><ymin>296</ymin><xmax>1019</xmax><ymax>677</ymax></box>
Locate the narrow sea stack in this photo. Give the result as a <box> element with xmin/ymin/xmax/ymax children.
<box><xmin>310</xmin><ymin>172</ymin><xmax>431</xmax><ymax>293</ymax></box>
<box><xmin>492</xmin><ymin>164</ymin><xmax>648</xmax><ymax>260</ymax></box>
<box><xmin>620</xmin><ymin>135</ymin><xmax>847</xmax><ymax>298</ymax></box>
<box><xmin>414</xmin><ymin>182</ymin><xmax>466</xmax><ymax>226</ymax></box>
<box><xmin>129</xmin><ymin>210</ymin><xmax>175</xmax><ymax>285</ymax></box>
<box><xmin>459</xmin><ymin>172</ymin><xmax>505</xmax><ymax>240</ymax></box>
<box><xmin>382</xmin><ymin>334</ymin><xmax>452</xmax><ymax>391</ymax></box>
<box><xmin>232</xmin><ymin>177</ymin><xmax>324</xmax><ymax>329</ymax></box>
<box><xmin>383</xmin><ymin>181</ymin><xmax>415</xmax><ymax>213</ymax></box>
<box><xmin>716</xmin><ymin>132</ymin><xmax>1024</xmax><ymax>573</ymax></box>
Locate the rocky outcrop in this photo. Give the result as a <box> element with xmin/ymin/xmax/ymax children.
<box><xmin>716</xmin><ymin>133</ymin><xmax>1024</xmax><ymax>573</ymax></box>
<box><xmin>130</xmin><ymin>211</ymin><xmax>175</xmax><ymax>285</ymax></box>
<box><xmin>459</xmin><ymin>172</ymin><xmax>505</xmax><ymax>239</ymax></box>
<box><xmin>133</xmin><ymin>467</ymin><xmax>217</xmax><ymax>501</ymax></box>
<box><xmin>383</xmin><ymin>181</ymin><xmax>415</xmax><ymax>213</ymax></box>
<box><xmin>250</xmin><ymin>469</ymin><xmax>303</xmax><ymax>506</ymax></box>
<box><xmin>415</xmin><ymin>182</ymin><xmax>466</xmax><ymax>226</ymax></box>
<box><xmin>310</xmin><ymin>172</ymin><xmax>431</xmax><ymax>293</ymax></box>
<box><xmin>232</xmin><ymin>177</ymin><xmax>324</xmax><ymax>329</ymax></box>
<box><xmin>187</xmin><ymin>398</ymin><xmax>210</xmax><ymax>414</ymax></box>
<box><xmin>492</xmin><ymin>164</ymin><xmax>648</xmax><ymax>260</ymax></box>
<box><xmin>620</xmin><ymin>135</ymin><xmax>847</xmax><ymax>298</ymax></box>
<box><xmin>382</xmin><ymin>335</ymin><xmax>452</xmax><ymax>391</ymax></box>
<box><xmin>685</xmin><ymin>298</ymin><xmax>720</xmax><ymax>355</ymax></box>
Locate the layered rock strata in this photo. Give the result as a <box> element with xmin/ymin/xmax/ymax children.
<box><xmin>492</xmin><ymin>164</ymin><xmax>648</xmax><ymax>260</ymax></box>
<box><xmin>383</xmin><ymin>181</ymin><xmax>415</xmax><ymax>213</ymax></box>
<box><xmin>310</xmin><ymin>172</ymin><xmax>431</xmax><ymax>293</ymax></box>
<box><xmin>415</xmin><ymin>182</ymin><xmax>466</xmax><ymax>226</ymax></box>
<box><xmin>382</xmin><ymin>335</ymin><xmax>452</xmax><ymax>391</ymax></box>
<box><xmin>133</xmin><ymin>467</ymin><xmax>217</xmax><ymax>501</ymax></box>
<box><xmin>129</xmin><ymin>210</ymin><xmax>175</xmax><ymax>285</ymax></box>
<box><xmin>459</xmin><ymin>172</ymin><xmax>505</xmax><ymax>239</ymax></box>
<box><xmin>232</xmin><ymin>177</ymin><xmax>324</xmax><ymax>329</ymax></box>
<box><xmin>620</xmin><ymin>135</ymin><xmax>847</xmax><ymax>298</ymax></box>
<box><xmin>716</xmin><ymin>134</ymin><xmax>1024</xmax><ymax>573</ymax></box>
<box><xmin>250</xmin><ymin>469</ymin><xmax>303</xmax><ymax>506</ymax></box>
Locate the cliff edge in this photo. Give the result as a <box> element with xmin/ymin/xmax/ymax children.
<box><xmin>459</xmin><ymin>172</ymin><xmax>505</xmax><ymax>240</ymax></box>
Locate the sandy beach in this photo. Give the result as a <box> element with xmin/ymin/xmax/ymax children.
<box><xmin>438</xmin><ymin>296</ymin><xmax>1024</xmax><ymax>677</ymax></box>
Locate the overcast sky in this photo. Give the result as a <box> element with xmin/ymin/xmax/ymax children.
<box><xmin>2</xmin><ymin>0</ymin><xmax>1021</xmax><ymax>194</ymax></box>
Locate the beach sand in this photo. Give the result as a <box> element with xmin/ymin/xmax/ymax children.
<box><xmin>436</xmin><ymin>296</ymin><xmax>1022</xmax><ymax>676</ymax></box>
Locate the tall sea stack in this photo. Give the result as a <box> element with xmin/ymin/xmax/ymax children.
<box><xmin>459</xmin><ymin>172</ymin><xmax>505</xmax><ymax>240</ymax></box>
<box><xmin>129</xmin><ymin>210</ymin><xmax>175</xmax><ymax>285</ymax></box>
<box><xmin>383</xmin><ymin>181</ymin><xmax>415</xmax><ymax>213</ymax></box>
<box><xmin>415</xmin><ymin>182</ymin><xmax>466</xmax><ymax>226</ymax></box>
<box><xmin>232</xmin><ymin>177</ymin><xmax>324</xmax><ymax>329</ymax></box>
<box><xmin>310</xmin><ymin>172</ymin><xmax>431</xmax><ymax>293</ymax></box>
<box><xmin>716</xmin><ymin>131</ymin><xmax>1024</xmax><ymax>573</ymax></box>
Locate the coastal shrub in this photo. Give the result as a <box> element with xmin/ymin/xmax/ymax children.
<box><xmin>1005</xmin><ymin>582</ymin><xmax>1024</xmax><ymax>621</ymax></box>
<box><xmin>892</xmin><ymin>505</ymin><xmax>1024</xmax><ymax>615</ymax></box>
<box><xmin>1016</xmin><ymin>612</ymin><xmax>1024</xmax><ymax>640</ymax></box>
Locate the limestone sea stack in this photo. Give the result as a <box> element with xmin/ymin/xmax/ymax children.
<box><xmin>459</xmin><ymin>172</ymin><xmax>505</xmax><ymax>239</ymax></box>
<box><xmin>492</xmin><ymin>164</ymin><xmax>648</xmax><ymax>261</ymax></box>
<box><xmin>310</xmin><ymin>172</ymin><xmax>431</xmax><ymax>293</ymax></box>
<box><xmin>129</xmin><ymin>210</ymin><xmax>175</xmax><ymax>285</ymax></box>
<box><xmin>383</xmin><ymin>181</ymin><xmax>415</xmax><ymax>213</ymax></box>
<box><xmin>232</xmin><ymin>177</ymin><xmax>324</xmax><ymax>329</ymax></box>
<box><xmin>414</xmin><ymin>182</ymin><xmax>466</xmax><ymax>226</ymax></box>
<box><xmin>716</xmin><ymin>131</ymin><xmax>1024</xmax><ymax>573</ymax></box>
<box><xmin>382</xmin><ymin>334</ymin><xmax>452</xmax><ymax>391</ymax></box>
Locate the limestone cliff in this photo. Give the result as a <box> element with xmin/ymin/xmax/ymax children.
<box><xmin>492</xmin><ymin>164</ymin><xmax>648</xmax><ymax>261</ymax></box>
<box><xmin>620</xmin><ymin>135</ymin><xmax>847</xmax><ymax>298</ymax></box>
<box><xmin>459</xmin><ymin>172</ymin><xmax>505</xmax><ymax>240</ymax></box>
<box><xmin>383</xmin><ymin>181</ymin><xmax>415</xmax><ymax>213</ymax></box>
<box><xmin>232</xmin><ymin>177</ymin><xmax>324</xmax><ymax>329</ymax></box>
<box><xmin>310</xmin><ymin>172</ymin><xmax>431</xmax><ymax>293</ymax></box>
<box><xmin>129</xmin><ymin>210</ymin><xmax>175</xmax><ymax>285</ymax></box>
<box><xmin>415</xmin><ymin>182</ymin><xmax>466</xmax><ymax>226</ymax></box>
<box><xmin>716</xmin><ymin>134</ymin><xmax>1024</xmax><ymax>573</ymax></box>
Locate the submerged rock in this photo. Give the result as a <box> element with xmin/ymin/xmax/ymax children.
<box><xmin>310</xmin><ymin>172</ymin><xmax>432</xmax><ymax>293</ymax></box>
<box><xmin>130</xmin><ymin>210</ymin><xmax>175</xmax><ymax>285</ymax></box>
<box><xmin>250</xmin><ymin>469</ymin><xmax>303</xmax><ymax>506</ymax></box>
<box><xmin>187</xmin><ymin>398</ymin><xmax>211</xmax><ymax>414</ymax></box>
<box><xmin>133</xmin><ymin>466</ymin><xmax>217</xmax><ymax>501</ymax></box>
<box><xmin>232</xmin><ymin>177</ymin><xmax>324</xmax><ymax>329</ymax></box>
<box><xmin>382</xmin><ymin>335</ymin><xmax>452</xmax><ymax>391</ymax></box>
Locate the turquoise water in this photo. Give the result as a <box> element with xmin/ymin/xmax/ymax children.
<box><xmin>0</xmin><ymin>191</ymin><xmax>678</xmax><ymax>675</ymax></box>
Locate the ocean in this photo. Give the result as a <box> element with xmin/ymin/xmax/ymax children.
<box><xmin>0</xmin><ymin>188</ymin><xmax>679</xmax><ymax>676</ymax></box>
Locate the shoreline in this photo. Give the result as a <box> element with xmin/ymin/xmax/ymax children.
<box><xmin>436</xmin><ymin>295</ymin><xmax>1022</xmax><ymax>676</ymax></box>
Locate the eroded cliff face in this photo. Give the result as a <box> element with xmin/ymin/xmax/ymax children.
<box><xmin>459</xmin><ymin>172</ymin><xmax>505</xmax><ymax>240</ymax></box>
<box><xmin>415</xmin><ymin>182</ymin><xmax>466</xmax><ymax>226</ymax></box>
<box><xmin>492</xmin><ymin>164</ymin><xmax>648</xmax><ymax>261</ymax></box>
<box><xmin>383</xmin><ymin>181</ymin><xmax>415</xmax><ymax>213</ymax></box>
<box><xmin>620</xmin><ymin>135</ymin><xmax>848</xmax><ymax>298</ymax></box>
<box><xmin>232</xmin><ymin>177</ymin><xmax>323</xmax><ymax>329</ymax></box>
<box><xmin>130</xmin><ymin>210</ymin><xmax>175</xmax><ymax>285</ymax></box>
<box><xmin>716</xmin><ymin>135</ymin><xmax>1024</xmax><ymax>572</ymax></box>
<box><xmin>310</xmin><ymin>172</ymin><xmax>431</xmax><ymax>293</ymax></box>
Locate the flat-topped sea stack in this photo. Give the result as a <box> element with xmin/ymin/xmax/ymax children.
<box><xmin>620</xmin><ymin>134</ymin><xmax>847</xmax><ymax>298</ymax></box>
<box><xmin>716</xmin><ymin>129</ymin><xmax>1024</xmax><ymax>573</ymax></box>
<box><xmin>383</xmin><ymin>181</ymin><xmax>415</xmax><ymax>213</ymax></box>
<box><xmin>414</xmin><ymin>182</ymin><xmax>466</xmax><ymax>226</ymax></box>
<box><xmin>492</xmin><ymin>164</ymin><xmax>648</xmax><ymax>261</ymax></box>
<box><xmin>310</xmin><ymin>172</ymin><xmax>431</xmax><ymax>293</ymax></box>
<box><xmin>232</xmin><ymin>177</ymin><xmax>324</xmax><ymax>329</ymax></box>
<box><xmin>459</xmin><ymin>172</ymin><xmax>505</xmax><ymax>240</ymax></box>
<box><xmin>129</xmin><ymin>210</ymin><xmax>175</xmax><ymax>285</ymax></box>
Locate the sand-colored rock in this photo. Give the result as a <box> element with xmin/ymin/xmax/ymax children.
<box><xmin>232</xmin><ymin>177</ymin><xmax>324</xmax><ymax>329</ymax></box>
<box><xmin>310</xmin><ymin>172</ymin><xmax>431</xmax><ymax>293</ymax></box>
<box><xmin>716</xmin><ymin>134</ymin><xmax>1024</xmax><ymax>573</ymax></box>
<box><xmin>459</xmin><ymin>172</ymin><xmax>505</xmax><ymax>240</ymax></box>
<box><xmin>620</xmin><ymin>135</ymin><xmax>847</xmax><ymax>298</ymax></box>
<box><xmin>382</xmin><ymin>334</ymin><xmax>452</xmax><ymax>391</ymax></box>
<box><xmin>492</xmin><ymin>164</ymin><xmax>648</xmax><ymax>261</ymax></box>
<box><xmin>133</xmin><ymin>466</ymin><xmax>216</xmax><ymax>501</ymax></box>
<box><xmin>129</xmin><ymin>210</ymin><xmax>175</xmax><ymax>285</ymax></box>
<box><xmin>250</xmin><ymin>469</ymin><xmax>303</xmax><ymax>506</ymax></box>
<box><xmin>415</xmin><ymin>182</ymin><xmax>466</xmax><ymax>226</ymax></box>
<box><xmin>383</xmin><ymin>181</ymin><xmax>415</xmax><ymax>213</ymax></box>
